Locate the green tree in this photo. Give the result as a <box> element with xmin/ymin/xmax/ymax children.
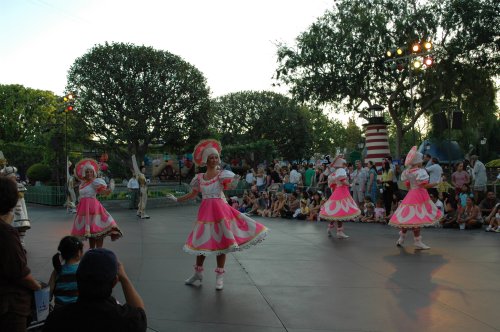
<box><xmin>0</xmin><ymin>84</ymin><xmax>60</xmax><ymax>145</ymax></box>
<box><xmin>211</xmin><ymin>91</ymin><xmax>313</xmax><ymax>161</ymax></box>
<box><xmin>66</xmin><ymin>42</ymin><xmax>212</xmax><ymax>163</ymax></box>
<box><xmin>308</xmin><ymin>107</ymin><xmax>347</xmax><ymax>155</ymax></box>
<box><xmin>275</xmin><ymin>0</ymin><xmax>499</xmax><ymax>156</ymax></box>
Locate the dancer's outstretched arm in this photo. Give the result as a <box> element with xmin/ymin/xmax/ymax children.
<box><xmin>166</xmin><ymin>190</ymin><xmax>199</xmax><ymax>203</ymax></box>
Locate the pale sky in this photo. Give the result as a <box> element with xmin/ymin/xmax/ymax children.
<box><xmin>0</xmin><ymin>0</ymin><xmax>333</xmax><ymax>98</ymax></box>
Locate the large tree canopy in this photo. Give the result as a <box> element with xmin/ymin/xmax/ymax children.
<box><xmin>67</xmin><ymin>42</ymin><xmax>212</xmax><ymax>161</ymax></box>
<box><xmin>0</xmin><ymin>84</ymin><xmax>60</xmax><ymax>145</ymax></box>
<box><xmin>211</xmin><ymin>91</ymin><xmax>314</xmax><ymax>161</ymax></box>
<box><xmin>276</xmin><ymin>0</ymin><xmax>499</xmax><ymax>156</ymax></box>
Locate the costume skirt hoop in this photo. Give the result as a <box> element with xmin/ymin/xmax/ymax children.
<box><xmin>319</xmin><ymin>186</ymin><xmax>361</xmax><ymax>221</ymax></box>
<box><xmin>389</xmin><ymin>188</ymin><xmax>442</xmax><ymax>228</ymax></box>
<box><xmin>183</xmin><ymin>198</ymin><xmax>268</xmax><ymax>256</ymax></box>
<box><xmin>71</xmin><ymin>197</ymin><xmax>123</xmax><ymax>240</ymax></box>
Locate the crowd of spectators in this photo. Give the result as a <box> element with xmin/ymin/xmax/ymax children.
<box><xmin>228</xmin><ymin>155</ymin><xmax>499</xmax><ymax>231</ymax></box>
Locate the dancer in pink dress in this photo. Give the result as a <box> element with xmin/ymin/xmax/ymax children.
<box><xmin>389</xmin><ymin>146</ymin><xmax>442</xmax><ymax>249</ymax></box>
<box><xmin>166</xmin><ymin>139</ymin><xmax>268</xmax><ymax>290</ymax></box>
<box><xmin>71</xmin><ymin>158</ymin><xmax>122</xmax><ymax>249</ymax></box>
<box><xmin>319</xmin><ymin>156</ymin><xmax>361</xmax><ymax>239</ymax></box>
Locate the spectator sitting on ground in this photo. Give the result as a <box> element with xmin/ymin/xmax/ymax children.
<box><xmin>239</xmin><ymin>193</ymin><xmax>252</xmax><ymax>213</ymax></box>
<box><xmin>0</xmin><ymin>176</ymin><xmax>41</xmax><ymax>332</ymax></box>
<box><xmin>361</xmin><ymin>197</ymin><xmax>375</xmax><ymax>223</ymax></box>
<box><xmin>441</xmin><ymin>197</ymin><xmax>459</xmax><ymax>228</ymax></box>
<box><xmin>456</xmin><ymin>196</ymin><xmax>483</xmax><ymax>229</ymax></box>
<box><xmin>293</xmin><ymin>199</ymin><xmax>310</xmax><ymax>220</ymax></box>
<box><xmin>386</xmin><ymin>193</ymin><xmax>402</xmax><ymax>221</ymax></box>
<box><xmin>485</xmin><ymin>203</ymin><xmax>500</xmax><ymax>232</ymax></box>
<box><xmin>478</xmin><ymin>191</ymin><xmax>500</xmax><ymax>218</ymax></box>
<box><xmin>49</xmin><ymin>236</ymin><xmax>84</xmax><ymax>309</ymax></box>
<box><xmin>272</xmin><ymin>192</ymin><xmax>287</xmax><ymax>218</ymax></box>
<box><xmin>42</xmin><ymin>248</ymin><xmax>146</xmax><ymax>332</ymax></box>
<box><xmin>429</xmin><ymin>192</ymin><xmax>445</xmax><ymax>216</ymax></box>
<box><xmin>307</xmin><ymin>191</ymin><xmax>324</xmax><ymax>221</ymax></box>
<box><xmin>228</xmin><ymin>196</ymin><xmax>240</xmax><ymax>210</ymax></box>
<box><xmin>257</xmin><ymin>191</ymin><xmax>272</xmax><ymax>217</ymax></box>
<box><xmin>282</xmin><ymin>192</ymin><xmax>300</xmax><ymax>219</ymax></box>
<box><xmin>374</xmin><ymin>199</ymin><xmax>386</xmax><ymax>223</ymax></box>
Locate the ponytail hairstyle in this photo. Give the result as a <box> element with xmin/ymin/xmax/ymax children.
<box><xmin>52</xmin><ymin>236</ymin><xmax>83</xmax><ymax>274</ymax></box>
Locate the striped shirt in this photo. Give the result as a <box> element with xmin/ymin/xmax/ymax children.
<box><xmin>54</xmin><ymin>263</ymin><xmax>79</xmax><ymax>305</ymax></box>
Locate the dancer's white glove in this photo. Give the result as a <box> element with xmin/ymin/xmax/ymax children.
<box><xmin>166</xmin><ymin>194</ymin><xmax>178</xmax><ymax>202</ymax></box>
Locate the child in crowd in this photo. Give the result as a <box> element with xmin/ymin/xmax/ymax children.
<box><xmin>457</xmin><ymin>184</ymin><xmax>473</xmax><ymax>216</ymax></box>
<box><xmin>228</xmin><ymin>196</ymin><xmax>240</xmax><ymax>210</ymax></box>
<box><xmin>441</xmin><ymin>194</ymin><xmax>459</xmax><ymax>228</ymax></box>
<box><xmin>374</xmin><ymin>199</ymin><xmax>386</xmax><ymax>223</ymax></box>
<box><xmin>308</xmin><ymin>191</ymin><xmax>324</xmax><ymax>221</ymax></box>
<box><xmin>293</xmin><ymin>199</ymin><xmax>310</xmax><ymax>220</ymax></box>
<box><xmin>485</xmin><ymin>203</ymin><xmax>500</xmax><ymax>232</ymax></box>
<box><xmin>49</xmin><ymin>236</ymin><xmax>84</xmax><ymax>308</ymax></box>
<box><xmin>361</xmin><ymin>197</ymin><xmax>375</xmax><ymax>222</ymax></box>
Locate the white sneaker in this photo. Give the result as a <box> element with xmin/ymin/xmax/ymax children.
<box><xmin>215</xmin><ymin>274</ymin><xmax>224</xmax><ymax>290</ymax></box>
<box><xmin>495</xmin><ymin>227</ymin><xmax>500</xmax><ymax>233</ymax></box>
<box><xmin>485</xmin><ymin>225</ymin><xmax>492</xmax><ymax>232</ymax></box>
<box><xmin>396</xmin><ymin>236</ymin><xmax>405</xmax><ymax>247</ymax></box>
<box><xmin>185</xmin><ymin>272</ymin><xmax>203</xmax><ymax>285</ymax></box>
<box><xmin>414</xmin><ymin>237</ymin><xmax>430</xmax><ymax>250</ymax></box>
<box><xmin>336</xmin><ymin>231</ymin><xmax>349</xmax><ymax>239</ymax></box>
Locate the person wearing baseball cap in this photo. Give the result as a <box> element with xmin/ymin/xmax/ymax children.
<box><xmin>43</xmin><ymin>248</ymin><xmax>146</xmax><ymax>332</ymax></box>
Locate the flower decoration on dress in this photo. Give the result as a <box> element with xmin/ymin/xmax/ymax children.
<box><xmin>74</xmin><ymin>158</ymin><xmax>100</xmax><ymax>181</ymax></box>
<box><xmin>404</xmin><ymin>146</ymin><xmax>423</xmax><ymax>166</ymax></box>
<box><xmin>193</xmin><ymin>139</ymin><xmax>222</xmax><ymax>167</ymax></box>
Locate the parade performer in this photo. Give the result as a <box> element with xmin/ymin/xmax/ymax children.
<box><xmin>66</xmin><ymin>159</ymin><xmax>78</xmax><ymax>214</ymax></box>
<box><xmin>388</xmin><ymin>146</ymin><xmax>442</xmax><ymax>250</ymax></box>
<box><xmin>71</xmin><ymin>158</ymin><xmax>122</xmax><ymax>249</ymax></box>
<box><xmin>132</xmin><ymin>154</ymin><xmax>149</xmax><ymax>219</ymax></box>
<box><xmin>319</xmin><ymin>156</ymin><xmax>361</xmax><ymax>239</ymax></box>
<box><xmin>166</xmin><ymin>139</ymin><xmax>268</xmax><ymax>290</ymax></box>
<box><xmin>0</xmin><ymin>152</ymin><xmax>31</xmax><ymax>250</ymax></box>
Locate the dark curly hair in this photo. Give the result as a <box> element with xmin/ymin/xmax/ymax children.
<box><xmin>52</xmin><ymin>236</ymin><xmax>83</xmax><ymax>274</ymax></box>
<box><xmin>0</xmin><ymin>177</ymin><xmax>18</xmax><ymax>215</ymax></box>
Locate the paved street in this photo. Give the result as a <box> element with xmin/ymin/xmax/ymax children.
<box><xmin>26</xmin><ymin>202</ymin><xmax>500</xmax><ymax>332</ymax></box>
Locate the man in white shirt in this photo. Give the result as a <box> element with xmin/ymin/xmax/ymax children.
<box><xmin>127</xmin><ymin>175</ymin><xmax>140</xmax><ymax>209</ymax></box>
<box><xmin>351</xmin><ymin>160</ymin><xmax>368</xmax><ymax>210</ymax></box>
<box><xmin>245</xmin><ymin>169</ymin><xmax>255</xmax><ymax>187</ymax></box>
<box><xmin>425</xmin><ymin>157</ymin><xmax>442</xmax><ymax>197</ymax></box>
<box><xmin>289</xmin><ymin>164</ymin><xmax>302</xmax><ymax>186</ymax></box>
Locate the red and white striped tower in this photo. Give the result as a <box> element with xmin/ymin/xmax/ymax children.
<box><xmin>363</xmin><ymin>104</ymin><xmax>390</xmax><ymax>167</ymax></box>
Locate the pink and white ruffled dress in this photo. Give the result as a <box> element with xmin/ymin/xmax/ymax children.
<box><xmin>319</xmin><ymin>168</ymin><xmax>361</xmax><ymax>221</ymax></box>
<box><xmin>389</xmin><ymin>168</ymin><xmax>441</xmax><ymax>228</ymax></box>
<box><xmin>71</xmin><ymin>178</ymin><xmax>122</xmax><ymax>240</ymax></box>
<box><xmin>183</xmin><ymin>170</ymin><xmax>268</xmax><ymax>256</ymax></box>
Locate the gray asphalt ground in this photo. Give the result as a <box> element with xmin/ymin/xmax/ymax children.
<box><xmin>25</xmin><ymin>202</ymin><xmax>500</xmax><ymax>332</ymax></box>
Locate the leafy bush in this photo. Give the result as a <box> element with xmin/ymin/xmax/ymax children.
<box><xmin>26</xmin><ymin>163</ymin><xmax>52</xmax><ymax>183</ymax></box>
<box><xmin>485</xmin><ymin>159</ymin><xmax>500</xmax><ymax>167</ymax></box>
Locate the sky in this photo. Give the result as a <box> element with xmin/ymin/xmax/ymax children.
<box><xmin>0</xmin><ymin>0</ymin><xmax>333</xmax><ymax>99</ymax></box>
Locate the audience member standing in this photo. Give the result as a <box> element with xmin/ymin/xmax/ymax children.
<box><xmin>366</xmin><ymin>161</ymin><xmax>378</xmax><ymax>202</ymax></box>
<box><xmin>127</xmin><ymin>174</ymin><xmax>140</xmax><ymax>210</ymax></box>
<box><xmin>425</xmin><ymin>157</ymin><xmax>443</xmax><ymax>198</ymax></box>
<box><xmin>451</xmin><ymin>162</ymin><xmax>470</xmax><ymax>195</ymax></box>
<box><xmin>0</xmin><ymin>177</ymin><xmax>41</xmax><ymax>332</ymax></box>
<box><xmin>351</xmin><ymin>160</ymin><xmax>368</xmax><ymax>210</ymax></box>
<box><xmin>470</xmin><ymin>155</ymin><xmax>487</xmax><ymax>203</ymax></box>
